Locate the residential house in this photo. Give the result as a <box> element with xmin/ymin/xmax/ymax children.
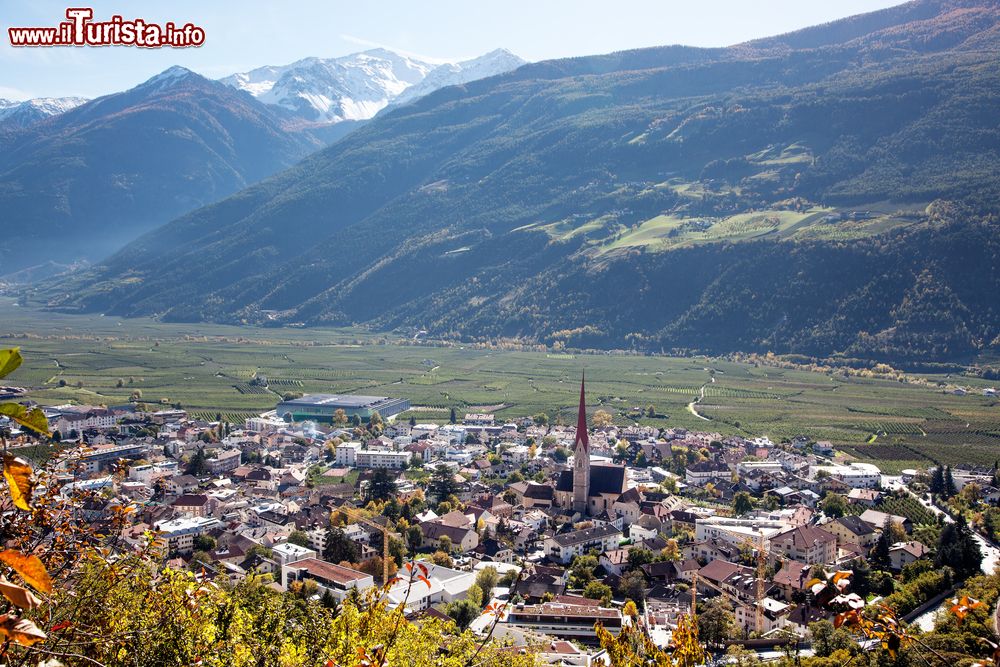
<box><xmin>859</xmin><ymin>509</ymin><xmax>912</xmax><ymax>534</ymax></box>
<box><xmin>420</xmin><ymin>521</ymin><xmax>479</xmax><ymax>553</ymax></box>
<box><xmin>770</xmin><ymin>526</ymin><xmax>837</xmax><ymax>565</ymax></box>
<box><xmin>544</xmin><ymin>525</ymin><xmax>623</xmax><ymax>565</ymax></box>
<box><xmin>889</xmin><ymin>542</ymin><xmax>930</xmax><ymax>571</ymax></box>
<box><xmin>824</xmin><ymin>516</ymin><xmax>878</xmax><ymax>549</ymax></box>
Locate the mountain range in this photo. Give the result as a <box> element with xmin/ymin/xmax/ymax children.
<box><xmin>0</xmin><ymin>67</ymin><xmax>324</xmax><ymax>275</ymax></box>
<box><xmin>0</xmin><ymin>48</ymin><xmax>525</xmax><ymax>277</ymax></box>
<box><xmin>32</xmin><ymin>0</ymin><xmax>1000</xmax><ymax>363</ymax></box>
<box><xmin>0</xmin><ymin>97</ymin><xmax>87</xmax><ymax>131</ymax></box>
<box><xmin>220</xmin><ymin>48</ymin><xmax>525</xmax><ymax>125</ymax></box>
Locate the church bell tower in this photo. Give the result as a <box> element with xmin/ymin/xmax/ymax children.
<box><xmin>572</xmin><ymin>373</ymin><xmax>590</xmax><ymax>515</ymax></box>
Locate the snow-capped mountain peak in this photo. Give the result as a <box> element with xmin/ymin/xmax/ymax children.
<box><xmin>391</xmin><ymin>48</ymin><xmax>527</xmax><ymax>108</ymax></box>
<box><xmin>0</xmin><ymin>96</ymin><xmax>88</xmax><ymax>130</ymax></box>
<box><xmin>137</xmin><ymin>66</ymin><xmax>200</xmax><ymax>93</ymax></box>
<box><xmin>220</xmin><ymin>47</ymin><xmax>524</xmax><ymax>125</ymax></box>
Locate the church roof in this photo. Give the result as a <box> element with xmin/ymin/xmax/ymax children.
<box><xmin>556</xmin><ymin>463</ymin><xmax>626</xmax><ymax>496</ymax></box>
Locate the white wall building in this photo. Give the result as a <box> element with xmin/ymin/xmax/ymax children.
<box><xmin>335</xmin><ymin>442</ymin><xmax>360</xmax><ymax>467</ymax></box>
<box><xmin>154</xmin><ymin>516</ymin><xmax>221</xmax><ymax>554</ymax></box>
<box><xmin>272</xmin><ymin>542</ymin><xmax>317</xmax><ymax>566</ymax></box>
<box><xmin>356</xmin><ymin>450</ymin><xmax>410</xmax><ymax>469</ymax></box>
<box><xmin>694</xmin><ymin>517</ymin><xmax>786</xmax><ymax>551</ymax></box>
<box><xmin>810</xmin><ymin>462</ymin><xmax>881</xmax><ymax>489</ymax></box>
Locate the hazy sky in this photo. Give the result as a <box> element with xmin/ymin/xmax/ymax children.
<box><xmin>1</xmin><ymin>0</ymin><xmax>906</xmax><ymax>100</ymax></box>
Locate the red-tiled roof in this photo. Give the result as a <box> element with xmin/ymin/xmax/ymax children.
<box><xmin>287</xmin><ymin>558</ymin><xmax>369</xmax><ymax>585</ymax></box>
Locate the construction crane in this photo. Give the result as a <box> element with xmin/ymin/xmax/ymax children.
<box><xmin>755</xmin><ymin>533</ymin><xmax>767</xmax><ymax>635</ymax></box>
<box><xmin>330</xmin><ymin>505</ymin><xmax>393</xmax><ymax>585</ymax></box>
<box><xmin>690</xmin><ymin>542</ymin><xmax>772</xmax><ymax>638</ymax></box>
<box><xmin>691</xmin><ymin>570</ymin><xmax>698</xmax><ymax>618</ymax></box>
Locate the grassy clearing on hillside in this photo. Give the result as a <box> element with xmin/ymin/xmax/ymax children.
<box><xmin>591</xmin><ymin>204</ymin><xmax>925</xmax><ymax>255</ymax></box>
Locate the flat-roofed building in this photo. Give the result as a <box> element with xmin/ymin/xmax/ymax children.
<box><xmin>272</xmin><ymin>542</ymin><xmax>317</xmax><ymax>566</ymax></box>
<box><xmin>356</xmin><ymin>450</ymin><xmax>410</xmax><ymax>469</ymax></box>
<box><xmin>276</xmin><ymin>394</ymin><xmax>410</xmax><ymax>423</ymax></box>
<box><xmin>504</xmin><ymin>602</ymin><xmax>625</xmax><ymax>639</ymax></box>
<box><xmin>154</xmin><ymin>516</ymin><xmax>221</xmax><ymax>554</ymax></box>
<box><xmin>280</xmin><ymin>558</ymin><xmax>374</xmax><ymax>601</ymax></box>
<box><xmin>809</xmin><ymin>462</ymin><xmax>881</xmax><ymax>489</ymax></box>
<box><xmin>694</xmin><ymin>517</ymin><xmax>786</xmax><ymax>551</ymax></box>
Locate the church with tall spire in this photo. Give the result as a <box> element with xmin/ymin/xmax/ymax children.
<box><xmin>572</xmin><ymin>373</ymin><xmax>591</xmax><ymax>514</ymax></box>
<box><xmin>555</xmin><ymin>373</ymin><xmax>627</xmax><ymax>516</ymax></box>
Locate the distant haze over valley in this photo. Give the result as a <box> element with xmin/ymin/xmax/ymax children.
<box><xmin>0</xmin><ymin>47</ymin><xmax>526</xmax><ymax>278</ymax></box>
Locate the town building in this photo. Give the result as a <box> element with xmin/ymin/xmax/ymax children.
<box><xmin>280</xmin><ymin>559</ymin><xmax>374</xmax><ymax>601</ymax></box>
<box><xmin>276</xmin><ymin>394</ymin><xmax>410</xmax><ymax>422</ymax></box>
<box><xmin>544</xmin><ymin>524</ymin><xmax>623</xmax><ymax>564</ymax></box>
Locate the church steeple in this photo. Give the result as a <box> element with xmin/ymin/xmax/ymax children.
<box><xmin>574</xmin><ymin>372</ymin><xmax>589</xmax><ymax>451</ymax></box>
<box><xmin>572</xmin><ymin>372</ymin><xmax>590</xmax><ymax>515</ymax></box>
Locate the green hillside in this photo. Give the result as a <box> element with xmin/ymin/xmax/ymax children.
<box><xmin>40</xmin><ymin>0</ymin><xmax>1000</xmax><ymax>364</ymax></box>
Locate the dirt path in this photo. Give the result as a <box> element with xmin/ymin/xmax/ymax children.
<box><xmin>687</xmin><ymin>376</ymin><xmax>714</xmax><ymax>421</ymax></box>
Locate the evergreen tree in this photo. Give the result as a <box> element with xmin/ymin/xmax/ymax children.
<box><xmin>944</xmin><ymin>465</ymin><xmax>957</xmax><ymax>499</ymax></box>
<box><xmin>187</xmin><ymin>447</ymin><xmax>208</xmax><ymax>476</ymax></box>
<box><xmin>935</xmin><ymin>514</ymin><xmax>982</xmax><ymax>579</ymax></box>
<box><xmin>428</xmin><ymin>464</ymin><xmax>460</xmax><ymax>504</ymax></box>
<box><xmin>364</xmin><ymin>468</ymin><xmax>398</xmax><ymax>503</ymax></box>
<box><xmin>850</xmin><ymin>559</ymin><xmax>872</xmax><ymax>597</ymax></box>
<box><xmin>320</xmin><ymin>589</ymin><xmax>339</xmax><ymax>614</ymax></box>
<box><xmin>871</xmin><ymin>517</ymin><xmax>893</xmax><ymax>568</ymax></box>
<box><xmin>450</xmin><ymin>407</ymin><xmax>457</xmax><ymax>424</ymax></box>
<box><xmin>930</xmin><ymin>465</ymin><xmax>945</xmax><ymax>495</ymax></box>
<box><xmin>323</xmin><ymin>526</ymin><xmax>361</xmax><ymax>564</ymax></box>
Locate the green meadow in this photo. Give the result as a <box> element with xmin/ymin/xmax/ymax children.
<box><xmin>1</xmin><ymin>299</ymin><xmax>997</xmax><ymax>473</ymax></box>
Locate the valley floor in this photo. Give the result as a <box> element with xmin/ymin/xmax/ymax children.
<box><xmin>1</xmin><ymin>299</ymin><xmax>997</xmax><ymax>472</ymax></box>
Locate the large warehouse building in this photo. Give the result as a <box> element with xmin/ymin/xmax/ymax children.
<box><xmin>275</xmin><ymin>394</ymin><xmax>410</xmax><ymax>423</ymax></box>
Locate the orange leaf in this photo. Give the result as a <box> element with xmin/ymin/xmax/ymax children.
<box><xmin>0</xmin><ymin>577</ymin><xmax>41</xmax><ymax>610</ymax></box>
<box><xmin>0</xmin><ymin>550</ymin><xmax>52</xmax><ymax>594</ymax></box>
<box><xmin>0</xmin><ymin>614</ymin><xmax>46</xmax><ymax>646</ymax></box>
<box><xmin>2</xmin><ymin>455</ymin><xmax>35</xmax><ymax>512</ymax></box>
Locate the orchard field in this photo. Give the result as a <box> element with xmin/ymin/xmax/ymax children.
<box><xmin>1</xmin><ymin>299</ymin><xmax>997</xmax><ymax>473</ymax></box>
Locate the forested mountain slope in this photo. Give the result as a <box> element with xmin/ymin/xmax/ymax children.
<box><xmin>46</xmin><ymin>0</ymin><xmax>1000</xmax><ymax>362</ymax></box>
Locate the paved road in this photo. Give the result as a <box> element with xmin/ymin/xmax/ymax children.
<box><xmin>884</xmin><ymin>474</ymin><xmax>1000</xmax><ymax>630</ymax></box>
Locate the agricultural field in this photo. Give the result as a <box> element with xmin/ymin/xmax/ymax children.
<box><xmin>0</xmin><ymin>300</ymin><xmax>997</xmax><ymax>472</ymax></box>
